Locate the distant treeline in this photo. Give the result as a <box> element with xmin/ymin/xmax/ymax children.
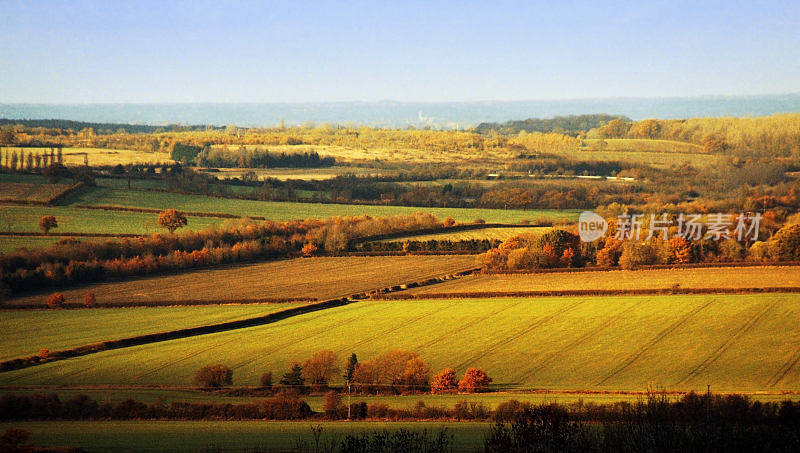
<box><xmin>0</xmin><ymin>119</ymin><xmax>218</xmax><ymax>135</ymax></box>
<box><xmin>476</xmin><ymin>114</ymin><xmax>630</xmax><ymax>136</ymax></box>
<box><xmin>194</xmin><ymin>146</ymin><xmax>336</xmax><ymax>168</ymax></box>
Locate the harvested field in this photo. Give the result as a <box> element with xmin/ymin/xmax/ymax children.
<box><xmin>408</xmin><ymin>266</ymin><xmax>800</xmax><ymax>295</ymax></box>
<box><xmin>0</xmin><ymin>147</ymin><xmax>174</xmax><ymax>166</ymax></box>
<box><xmin>3</xmin><ymin>255</ymin><xmax>478</xmax><ymax>307</ymax></box>
<box><xmin>378</xmin><ymin>227</ymin><xmax>551</xmax><ymax>243</ymax></box>
<box><xmin>0</xmin><ymin>182</ymin><xmax>73</xmax><ymax>203</ymax></box>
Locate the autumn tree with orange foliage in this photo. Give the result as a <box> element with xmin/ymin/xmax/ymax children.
<box><xmin>83</xmin><ymin>291</ymin><xmax>96</xmax><ymax>307</ymax></box>
<box><xmin>458</xmin><ymin>368</ymin><xmax>492</xmax><ymax>393</ymax></box>
<box><xmin>669</xmin><ymin>237</ymin><xmax>693</xmax><ymax>264</ymax></box>
<box><xmin>45</xmin><ymin>293</ymin><xmax>64</xmax><ymax>308</ymax></box>
<box><xmin>301</xmin><ymin>350</ymin><xmax>339</xmax><ymax>391</ymax></box>
<box><xmin>157</xmin><ymin>209</ymin><xmax>187</xmax><ymax>234</ymax></box>
<box><xmin>430</xmin><ymin>368</ymin><xmax>459</xmax><ymax>394</ymax></box>
<box><xmin>301</xmin><ymin>243</ymin><xmax>318</xmax><ymax>257</ymax></box>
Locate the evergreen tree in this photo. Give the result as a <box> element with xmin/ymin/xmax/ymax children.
<box><xmin>279</xmin><ymin>363</ymin><xmax>305</xmax><ymax>388</ymax></box>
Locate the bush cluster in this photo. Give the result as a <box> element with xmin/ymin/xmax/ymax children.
<box><xmin>0</xmin><ymin>391</ymin><xmax>311</xmax><ymax>421</ymax></box>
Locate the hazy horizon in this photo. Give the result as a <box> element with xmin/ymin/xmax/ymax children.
<box><xmin>3</xmin><ymin>93</ymin><xmax>800</xmax><ymax>128</ymax></box>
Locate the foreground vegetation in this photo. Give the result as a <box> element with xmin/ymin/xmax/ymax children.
<box><xmin>4</xmin><ymin>391</ymin><xmax>800</xmax><ymax>452</ymax></box>
<box><xmin>0</xmin><ymin>420</ymin><xmax>487</xmax><ymax>452</ymax></box>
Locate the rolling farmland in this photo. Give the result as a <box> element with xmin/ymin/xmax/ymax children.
<box><xmin>0</xmin><ymin>204</ymin><xmax>220</xmax><ymax>235</ymax></box>
<box><xmin>0</xmin><ymin>304</ymin><xmax>308</xmax><ymax>361</ymax></box>
<box><xmin>4</xmin><ymin>294</ymin><xmax>799</xmax><ymax>392</ymax></box>
<box><xmin>67</xmin><ymin>186</ymin><xmax>579</xmax><ymax>224</ymax></box>
<box><xmin>409</xmin><ymin>266</ymin><xmax>800</xmax><ymax>295</ymax></box>
<box><xmin>2</xmin><ymin>255</ymin><xmax>478</xmax><ymax>307</ymax></box>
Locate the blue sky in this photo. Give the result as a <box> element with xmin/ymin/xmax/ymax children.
<box><xmin>1</xmin><ymin>0</ymin><xmax>798</xmax><ymax>103</ymax></box>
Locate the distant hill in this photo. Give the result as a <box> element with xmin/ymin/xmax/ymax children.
<box><xmin>0</xmin><ymin>119</ymin><xmax>218</xmax><ymax>134</ymax></box>
<box><xmin>475</xmin><ymin>114</ymin><xmax>631</xmax><ymax>135</ymax></box>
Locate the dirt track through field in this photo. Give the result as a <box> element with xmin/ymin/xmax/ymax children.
<box><xmin>413</xmin><ymin>300</ymin><xmax>526</xmax><ymax>351</ymax></box>
<box><xmin>675</xmin><ymin>301</ymin><xmax>778</xmax><ymax>386</ymax></box>
<box><xmin>136</xmin><ymin>304</ymin><xmax>375</xmax><ymax>378</ymax></box>
<box><xmin>768</xmin><ymin>342</ymin><xmax>800</xmax><ymax>387</ymax></box>
<box><xmin>229</xmin><ymin>303</ymin><xmax>397</xmax><ymax>372</ymax></box>
<box><xmin>514</xmin><ymin>298</ymin><xmax>644</xmax><ymax>384</ymax></box>
<box><xmin>453</xmin><ymin>299</ymin><xmax>585</xmax><ymax>370</ymax></box>
<box><xmin>596</xmin><ymin>300</ymin><xmax>714</xmax><ymax>386</ymax></box>
<box><xmin>335</xmin><ymin>301</ymin><xmax>460</xmax><ymax>355</ymax></box>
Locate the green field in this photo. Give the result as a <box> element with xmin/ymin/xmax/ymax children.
<box><xmin>0</xmin><ymin>236</ymin><xmax>63</xmax><ymax>253</ymax></box>
<box><xmin>67</xmin><ymin>186</ymin><xmax>579</xmax><ymax>224</ymax></box>
<box><xmin>0</xmin><ymin>186</ymin><xmax>577</xmax><ymax>241</ymax></box>
<box><xmin>0</xmin><ymin>420</ymin><xmax>490</xmax><ymax>452</ymax></box>
<box><xmin>4</xmin><ymin>294</ymin><xmax>799</xmax><ymax>392</ymax></box>
<box><xmin>3</xmin><ymin>255</ymin><xmax>477</xmax><ymax>307</ymax></box>
<box><xmin>0</xmin><ymin>303</ymin><xmax>308</xmax><ymax>361</ymax></box>
<box><xmin>0</xmin><ymin>204</ymin><xmax>219</xmax><ymax>235</ymax></box>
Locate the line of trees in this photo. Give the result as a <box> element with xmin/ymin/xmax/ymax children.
<box><xmin>480</xmin><ymin>219</ymin><xmax>800</xmax><ymax>272</ymax></box>
<box><xmin>0</xmin><ymin>147</ymin><xmax>63</xmax><ymax>172</ymax></box>
<box><xmin>476</xmin><ymin>114</ymin><xmax>630</xmax><ymax>136</ymax></box>
<box><xmin>194</xmin><ymin>146</ymin><xmax>336</xmax><ymax>168</ymax></box>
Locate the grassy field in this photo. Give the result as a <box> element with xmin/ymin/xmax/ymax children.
<box><xmin>0</xmin><ymin>204</ymin><xmax>220</xmax><ymax>234</ymax></box>
<box><xmin>557</xmin><ymin>139</ymin><xmax>720</xmax><ymax>168</ymax></box>
<box><xmin>3</xmin><ymin>255</ymin><xmax>478</xmax><ymax>307</ymax></box>
<box><xmin>4</xmin><ymin>294</ymin><xmax>799</xmax><ymax>392</ymax></box>
<box><xmin>379</xmin><ymin>227</ymin><xmax>551</xmax><ymax>243</ymax></box>
<box><xmin>0</xmin><ymin>146</ymin><xmax>173</xmax><ymax>166</ymax></box>
<box><xmin>410</xmin><ymin>266</ymin><xmax>800</xmax><ymax>294</ymax></box>
<box><xmin>0</xmin><ymin>420</ymin><xmax>490</xmax><ymax>452</ymax></box>
<box><xmin>0</xmin><ymin>236</ymin><xmax>64</xmax><ymax>253</ymax></box>
<box><xmin>66</xmin><ymin>186</ymin><xmax>580</xmax><ymax>224</ymax></box>
<box><xmin>0</xmin><ymin>303</ymin><xmax>309</xmax><ymax>361</ymax></box>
